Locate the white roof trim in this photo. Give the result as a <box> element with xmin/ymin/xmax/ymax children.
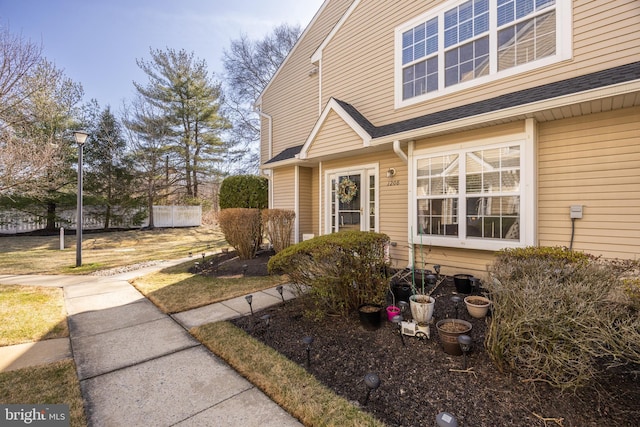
<box><xmin>299</xmin><ymin>97</ymin><xmax>372</xmax><ymax>160</ymax></box>
<box><xmin>311</xmin><ymin>0</ymin><xmax>361</xmax><ymax>63</ymax></box>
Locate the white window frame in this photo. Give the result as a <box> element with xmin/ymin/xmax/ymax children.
<box><xmin>409</xmin><ymin>129</ymin><xmax>535</xmax><ymax>251</ymax></box>
<box><xmin>395</xmin><ymin>0</ymin><xmax>572</xmax><ymax>109</ymax></box>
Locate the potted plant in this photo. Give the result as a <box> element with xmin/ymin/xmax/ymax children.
<box><xmin>453</xmin><ymin>274</ymin><xmax>473</xmax><ymax>294</ymax></box>
<box><xmin>464</xmin><ymin>295</ymin><xmax>491</xmax><ymax>318</ymax></box>
<box><xmin>358</xmin><ymin>303</ymin><xmax>384</xmax><ymax>331</ymax></box>
<box><xmin>436</xmin><ymin>319</ymin><xmax>472</xmax><ymax>355</ymax></box>
<box><xmin>409</xmin><ymin>268</ymin><xmax>443</xmax><ymax>326</ymax></box>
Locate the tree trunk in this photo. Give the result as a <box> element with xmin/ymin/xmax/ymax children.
<box><xmin>147</xmin><ymin>190</ymin><xmax>155</xmax><ymax>229</ymax></box>
<box><xmin>45</xmin><ymin>201</ymin><xmax>57</xmax><ymax>231</ymax></box>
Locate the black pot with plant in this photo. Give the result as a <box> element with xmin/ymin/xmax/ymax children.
<box><xmin>358</xmin><ymin>304</ymin><xmax>383</xmax><ymax>331</ymax></box>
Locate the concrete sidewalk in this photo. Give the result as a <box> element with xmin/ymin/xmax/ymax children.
<box><xmin>0</xmin><ymin>262</ymin><xmax>302</xmax><ymax>426</ymax></box>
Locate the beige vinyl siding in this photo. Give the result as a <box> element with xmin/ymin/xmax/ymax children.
<box><xmin>319</xmin><ymin>0</ymin><xmax>640</xmax><ymax>130</ymax></box>
<box><xmin>307</xmin><ymin>110</ymin><xmax>364</xmax><ymax>158</ymax></box>
<box><xmin>298</xmin><ymin>167</ymin><xmax>314</xmax><ymax>241</ymax></box>
<box><xmin>260</xmin><ymin>0</ymin><xmax>353</xmax><ymax>164</ymax></box>
<box><xmin>379</xmin><ymin>153</ymin><xmax>409</xmax><ymax>269</ymax></box>
<box><xmin>538</xmin><ymin>106</ymin><xmax>640</xmax><ymax>259</ymax></box>
<box><xmin>272</xmin><ymin>168</ymin><xmax>296</xmax><ymax>210</ymax></box>
<box><xmin>416</xmin><ymin>247</ymin><xmax>495</xmax><ymax>279</ymax></box>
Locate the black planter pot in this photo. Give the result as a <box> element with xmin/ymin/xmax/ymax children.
<box><xmin>358</xmin><ymin>304</ymin><xmax>383</xmax><ymax>331</ymax></box>
<box><xmin>453</xmin><ymin>274</ymin><xmax>473</xmax><ymax>294</ymax></box>
<box><xmin>391</xmin><ymin>283</ymin><xmax>413</xmax><ymax>303</ymax></box>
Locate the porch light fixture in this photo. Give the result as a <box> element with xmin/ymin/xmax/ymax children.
<box><xmin>73</xmin><ymin>130</ymin><xmax>88</xmax><ymax>267</ymax></box>
<box><xmin>363</xmin><ymin>373</ymin><xmax>380</xmax><ymax>406</ymax></box>
<box><xmin>245</xmin><ymin>295</ymin><xmax>254</xmax><ymax>316</ymax></box>
<box><xmin>386</xmin><ymin>168</ymin><xmax>396</xmax><ymax>178</ymax></box>
<box><xmin>302</xmin><ymin>336</ymin><xmax>314</xmax><ymax>368</ymax></box>
<box><xmin>457</xmin><ymin>334</ymin><xmax>472</xmax><ymax>369</ymax></box>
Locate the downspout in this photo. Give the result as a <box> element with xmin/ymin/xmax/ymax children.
<box><xmin>256</xmin><ymin>105</ymin><xmax>273</xmax><ymax>208</ymax></box>
<box><xmin>404</xmin><ymin>141</ymin><xmax>414</xmax><ymax>269</ymax></box>
<box><xmin>256</xmin><ymin>108</ymin><xmax>273</xmax><ymax>161</ymax></box>
<box><xmin>393</xmin><ymin>140</ymin><xmax>408</xmax><ymax>164</ymax></box>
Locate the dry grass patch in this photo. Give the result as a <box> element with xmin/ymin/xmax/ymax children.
<box><xmin>131</xmin><ymin>262</ymin><xmax>286</xmax><ymax>314</ymax></box>
<box><xmin>0</xmin><ymin>285</ymin><xmax>68</xmax><ymax>346</ymax></box>
<box><xmin>192</xmin><ymin>322</ymin><xmax>384</xmax><ymax>427</ymax></box>
<box><xmin>0</xmin><ymin>359</ymin><xmax>87</xmax><ymax>427</ymax></box>
<box><xmin>0</xmin><ymin>227</ymin><xmax>226</xmax><ymax>274</ymax></box>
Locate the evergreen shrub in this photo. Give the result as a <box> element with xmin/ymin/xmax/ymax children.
<box><xmin>218</xmin><ymin>175</ymin><xmax>268</xmax><ymax>209</ymax></box>
<box><xmin>268</xmin><ymin>231</ymin><xmax>390</xmax><ymax>317</ymax></box>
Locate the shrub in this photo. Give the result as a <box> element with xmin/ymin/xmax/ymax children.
<box><xmin>486</xmin><ymin>246</ymin><xmax>640</xmax><ymax>389</ymax></box>
<box><xmin>261</xmin><ymin>209</ymin><xmax>295</xmax><ymax>253</ymax></box>
<box><xmin>268</xmin><ymin>231</ymin><xmax>390</xmax><ymax>317</ymax></box>
<box><xmin>218</xmin><ymin>208</ymin><xmax>261</xmax><ymax>260</ymax></box>
<box><xmin>219</xmin><ymin>175</ymin><xmax>268</xmax><ymax>209</ymax></box>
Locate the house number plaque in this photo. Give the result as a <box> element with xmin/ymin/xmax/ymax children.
<box><xmin>387</xmin><ymin>180</ymin><xmax>400</xmax><ymax>186</ymax></box>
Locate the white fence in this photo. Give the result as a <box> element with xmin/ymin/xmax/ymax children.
<box><xmin>142</xmin><ymin>206</ymin><xmax>202</xmax><ymax>228</ymax></box>
<box><xmin>0</xmin><ymin>206</ymin><xmax>202</xmax><ymax>234</ymax></box>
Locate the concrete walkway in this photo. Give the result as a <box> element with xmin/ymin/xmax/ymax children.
<box><xmin>0</xmin><ymin>260</ymin><xmax>302</xmax><ymax>426</ymax></box>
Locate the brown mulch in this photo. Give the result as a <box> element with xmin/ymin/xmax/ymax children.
<box><xmin>206</xmin><ymin>251</ymin><xmax>640</xmax><ymax>427</ymax></box>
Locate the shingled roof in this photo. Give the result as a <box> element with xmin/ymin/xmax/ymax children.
<box><xmin>265</xmin><ymin>61</ymin><xmax>640</xmax><ymax>164</ymax></box>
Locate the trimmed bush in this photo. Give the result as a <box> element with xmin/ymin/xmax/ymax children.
<box><xmin>486</xmin><ymin>246</ymin><xmax>640</xmax><ymax>389</ymax></box>
<box><xmin>219</xmin><ymin>175</ymin><xmax>268</xmax><ymax>209</ymax></box>
<box><xmin>268</xmin><ymin>231</ymin><xmax>390</xmax><ymax>317</ymax></box>
<box><xmin>218</xmin><ymin>208</ymin><xmax>261</xmax><ymax>260</ymax></box>
<box><xmin>261</xmin><ymin>209</ymin><xmax>295</xmax><ymax>253</ymax></box>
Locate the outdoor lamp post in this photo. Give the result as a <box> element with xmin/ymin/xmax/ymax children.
<box><xmin>74</xmin><ymin>130</ymin><xmax>89</xmax><ymax>267</ymax></box>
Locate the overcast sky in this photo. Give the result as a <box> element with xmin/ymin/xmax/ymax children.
<box><xmin>0</xmin><ymin>0</ymin><xmax>324</xmax><ymax>109</ymax></box>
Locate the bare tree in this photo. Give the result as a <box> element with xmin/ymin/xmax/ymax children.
<box><xmin>0</xmin><ymin>23</ymin><xmax>61</xmax><ymax>196</ymax></box>
<box><xmin>222</xmin><ymin>23</ymin><xmax>301</xmax><ymax>174</ymax></box>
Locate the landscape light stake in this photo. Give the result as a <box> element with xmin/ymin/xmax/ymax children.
<box><xmin>302</xmin><ymin>336</ymin><xmax>314</xmax><ymax>368</ymax></box>
<box><xmin>436</xmin><ymin>412</ymin><xmax>459</xmax><ymax>427</ymax></box>
<box><xmin>457</xmin><ymin>334</ymin><xmax>472</xmax><ymax>370</ymax></box>
<box><xmin>202</xmin><ymin>252</ymin><xmax>206</xmax><ymax>262</ymax></box>
<box><xmin>391</xmin><ymin>314</ymin><xmax>405</xmax><ymax>346</ymax></box>
<box><xmin>434</xmin><ymin>264</ymin><xmax>441</xmax><ymax>279</ymax></box>
<box><xmin>363</xmin><ymin>373</ymin><xmax>380</xmax><ymax>406</ymax></box>
<box><xmin>260</xmin><ymin>314</ymin><xmax>271</xmax><ymax>336</ymax></box>
<box><xmin>276</xmin><ymin>285</ymin><xmax>285</xmax><ymax>304</ymax></box>
<box><xmin>242</xmin><ymin>264</ymin><xmax>248</xmax><ymax>275</ymax></box>
<box><xmin>450</xmin><ymin>295</ymin><xmax>462</xmax><ymax>318</ymax></box>
<box><xmin>245</xmin><ymin>295</ymin><xmax>254</xmax><ymax>316</ymax></box>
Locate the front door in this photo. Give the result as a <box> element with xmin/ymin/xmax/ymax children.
<box><xmin>327</xmin><ymin>166</ymin><xmax>377</xmax><ymax>234</ymax></box>
<box><xmin>334</xmin><ymin>173</ymin><xmax>362</xmax><ymax>232</ymax></box>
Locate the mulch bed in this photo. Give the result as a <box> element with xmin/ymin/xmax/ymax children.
<box><xmin>211</xmin><ymin>251</ymin><xmax>640</xmax><ymax>426</ymax></box>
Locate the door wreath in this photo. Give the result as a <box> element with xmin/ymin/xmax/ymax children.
<box><xmin>338</xmin><ymin>177</ymin><xmax>358</xmax><ymax>203</ymax></box>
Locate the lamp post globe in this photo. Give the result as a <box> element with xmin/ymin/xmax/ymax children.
<box><xmin>74</xmin><ymin>130</ymin><xmax>88</xmax><ymax>267</ymax></box>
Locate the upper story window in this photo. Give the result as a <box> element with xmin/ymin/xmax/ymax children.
<box><xmin>396</xmin><ymin>0</ymin><xmax>571</xmax><ymax>107</ymax></box>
